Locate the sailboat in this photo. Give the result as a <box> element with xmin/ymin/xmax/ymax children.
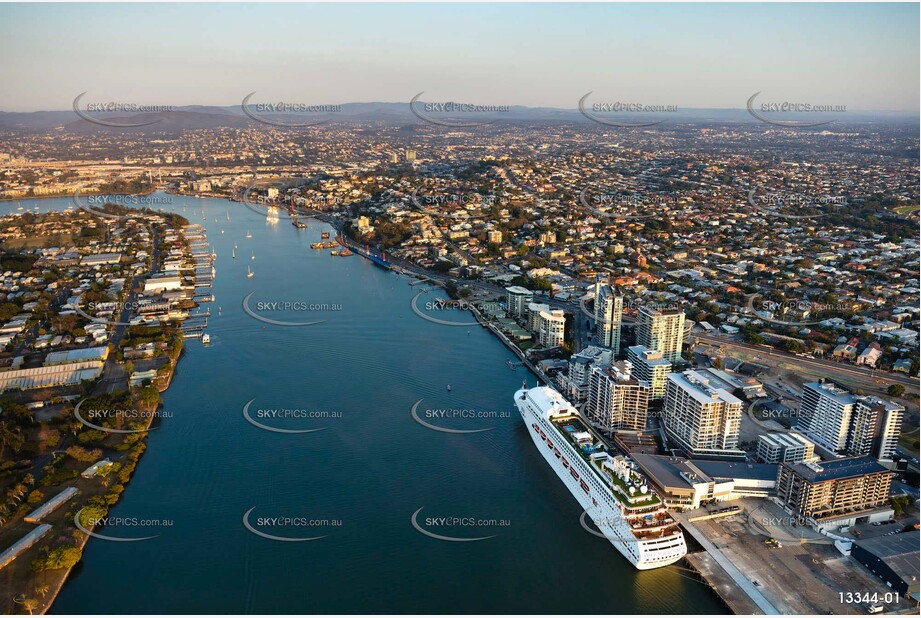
<box><xmin>245</xmin><ymin>230</ymin><xmax>252</xmax><ymax>239</ymax></box>
<box><xmin>246</xmin><ymin>265</ymin><xmax>254</xmax><ymax>278</ymax></box>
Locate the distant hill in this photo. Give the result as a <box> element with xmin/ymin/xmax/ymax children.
<box><xmin>0</xmin><ymin>102</ymin><xmax>915</xmax><ymax>132</ymax></box>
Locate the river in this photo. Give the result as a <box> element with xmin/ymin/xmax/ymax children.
<box><xmin>7</xmin><ymin>194</ymin><xmax>724</xmax><ymax>614</ymax></box>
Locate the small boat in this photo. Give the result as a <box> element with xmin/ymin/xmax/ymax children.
<box><xmin>246</xmin><ymin>266</ymin><xmax>254</xmax><ymax>278</ymax></box>
<box><xmin>202</xmin><ymin>333</ymin><xmax>211</xmax><ymax>344</ymax></box>
<box><xmin>321</xmin><ymin>232</ymin><xmax>330</xmax><ymax>239</ymax></box>
<box><xmin>251</xmin><ymin>251</ymin><xmax>255</xmax><ymax>260</ymax></box>
<box><xmin>220</xmin><ymin>230</ymin><xmax>224</xmax><ymax>235</ymax></box>
<box><xmin>232</xmin><ymin>248</ymin><xmax>236</xmax><ymax>259</ymax></box>
<box><xmin>446</xmin><ymin>384</ymin><xmax>452</xmax><ymax>392</ymax></box>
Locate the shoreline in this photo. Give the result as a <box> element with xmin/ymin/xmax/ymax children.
<box><xmin>10</xmin><ymin>211</ymin><xmax>192</xmax><ymax>616</ymax></box>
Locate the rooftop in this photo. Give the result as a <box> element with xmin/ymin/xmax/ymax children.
<box><xmin>785</xmin><ymin>455</ymin><xmax>890</xmax><ymax>483</ymax></box>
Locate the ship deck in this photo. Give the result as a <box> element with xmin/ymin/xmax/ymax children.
<box><xmin>547</xmin><ymin>415</ymin><xmax>662</xmax><ymax>510</ymax></box>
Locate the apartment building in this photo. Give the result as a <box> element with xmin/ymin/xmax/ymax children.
<box><xmin>636</xmin><ymin>306</ymin><xmax>685</xmax><ymax>363</ymax></box>
<box><xmin>663</xmin><ymin>370</ymin><xmax>745</xmax><ymax>459</ymax></box>
<box><xmin>800</xmin><ymin>381</ymin><xmax>903</xmax><ymax>460</ymax></box>
<box><xmin>757</xmin><ymin>432</ymin><xmax>815</xmax><ymax>464</ymax></box>
<box><xmin>775</xmin><ymin>456</ymin><xmax>894</xmax><ymax>530</ymax></box>
<box><xmin>626</xmin><ymin>344</ymin><xmax>672</xmax><ymax>401</ymax></box>
<box><xmin>593</xmin><ymin>283</ymin><xmax>623</xmax><ymax>355</ymax></box>
<box><xmin>537</xmin><ymin>309</ymin><xmax>565</xmax><ymax>348</ymax></box>
<box><xmin>505</xmin><ymin>286</ymin><xmax>534</xmax><ymax>318</ymax></box>
<box><xmin>585</xmin><ymin>362</ymin><xmax>650</xmax><ymax>433</ymax></box>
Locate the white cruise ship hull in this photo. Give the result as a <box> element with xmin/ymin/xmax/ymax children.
<box><xmin>516</xmin><ymin>388</ymin><xmax>687</xmax><ymax>570</ymax></box>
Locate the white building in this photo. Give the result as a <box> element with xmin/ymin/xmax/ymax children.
<box><xmin>636</xmin><ymin>306</ymin><xmax>686</xmax><ymax>363</ymax></box>
<box><xmin>527</xmin><ymin>302</ymin><xmax>550</xmax><ymax>333</ymax></box>
<box><xmin>505</xmin><ymin>286</ymin><xmax>534</xmax><ymax>318</ymax></box>
<box><xmin>538</xmin><ymin>309</ymin><xmax>565</xmax><ymax>348</ymax></box>
<box><xmin>585</xmin><ymin>362</ymin><xmax>650</xmax><ymax>433</ymax></box>
<box><xmin>849</xmin><ymin>396</ymin><xmax>903</xmax><ymax>461</ymax></box>
<box><xmin>799</xmin><ymin>381</ymin><xmax>857</xmax><ymax>452</ymax></box>
<box><xmin>757</xmin><ymin>433</ymin><xmax>815</xmax><ymax>464</ymax></box>
<box><xmin>594</xmin><ymin>283</ymin><xmax>623</xmax><ymax>354</ymax></box>
<box><xmin>143</xmin><ymin>276</ymin><xmax>183</xmax><ymax>293</ymax></box>
<box><xmin>663</xmin><ymin>370</ymin><xmax>744</xmax><ymax>459</ymax></box>
<box><xmin>626</xmin><ymin>345</ymin><xmax>672</xmax><ymax>401</ymax></box>
<box><xmin>558</xmin><ymin>346</ymin><xmax>613</xmax><ymax>404</ymax></box>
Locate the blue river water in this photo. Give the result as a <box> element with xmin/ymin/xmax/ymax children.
<box><xmin>7</xmin><ymin>194</ymin><xmax>724</xmax><ymax>614</ymax></box>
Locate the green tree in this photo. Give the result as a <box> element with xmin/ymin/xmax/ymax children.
<box><xmin>887</xmin><ymin>384</ymin><xmax>905</xmax><ymax>398</ymax></box>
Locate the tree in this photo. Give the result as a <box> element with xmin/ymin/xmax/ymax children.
<box><xmin>31</xmin><ymin>546</ymin><xmax>82</xmax><ymax>571</ymax></box>
<box><xmin>21</xmin><ymin>598</ymin><xmax>39</xmax><ymax>615</ymax></box>
<box><xmin>0</xmin><ymin>421</ymin><xmax>24</xmax><ymax>458</ymax></box>
<box><xmin>887</xmin><ymin>384</ymin><xmax>905</xmax><ymax>398</ymax></box>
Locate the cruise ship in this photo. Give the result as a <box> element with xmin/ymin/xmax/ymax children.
<box><xmin>515</xmin><ymin>383</ymin><xmax>687</xmax><ymax>569</ymax></box>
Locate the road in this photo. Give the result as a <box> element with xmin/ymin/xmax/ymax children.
<box><xmin>694</xmin><ymin>333</ymin><xmax>918</xmax><ymax>389</ymax></box>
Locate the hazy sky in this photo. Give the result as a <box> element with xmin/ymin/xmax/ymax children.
<box><xmin>0</xmin><ymin>3</ymin><xmax>917</xmax><ymax>112</ymax></box>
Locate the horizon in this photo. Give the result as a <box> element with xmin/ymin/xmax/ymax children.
<box><xmin>0</xmin><ymin>2</ymin><xmax>918</xmax><ymax>113</ymax></box>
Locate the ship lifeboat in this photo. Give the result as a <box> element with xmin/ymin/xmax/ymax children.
<box><xmin>570</xmin><ymin>468</ymin><xmax>579</xmax><ymax>481</ymax></box>
<box><xmin>532</xmin><ymin>423</ymin><xmax>539</xmax><ymax>432</ymax></box>
<box><xmin>562</xmin><ymin>458</ymin><xmax>569</xmax><ymax>468</ymax></box>
<box><xmin>580</xmin><ymin>480</ymin><xmax>590</xmax><ymax>494</ymax></box>
<box><xmin>554</xmin><ymin>448</ymin><xmax>561</xmax><ymax>458</ymax></box>
<box><xmin>592</xmin><ymin>498</ymin><xmax>598</xmax><ymax>507</ymax></box>
<box><xmin>539</xmin><ymin>431</ymin><xmax>546</xmax><ymax>440</ymax></box>
<box><xmin>547</xmin><ymin>440</ymin><xmax>553</xmax><ymax>449</ymax></box>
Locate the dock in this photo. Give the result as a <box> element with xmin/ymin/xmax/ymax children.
<box><xmin>674</xmin><ymin>510</ymin><xmax>780</xmax><ymax>614</ymax></box>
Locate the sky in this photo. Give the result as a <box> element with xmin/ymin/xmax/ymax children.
<box><xmin>0</xmin><ymin>2</ymin><xmax>918</xmax><ymax>112</ymax></box>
